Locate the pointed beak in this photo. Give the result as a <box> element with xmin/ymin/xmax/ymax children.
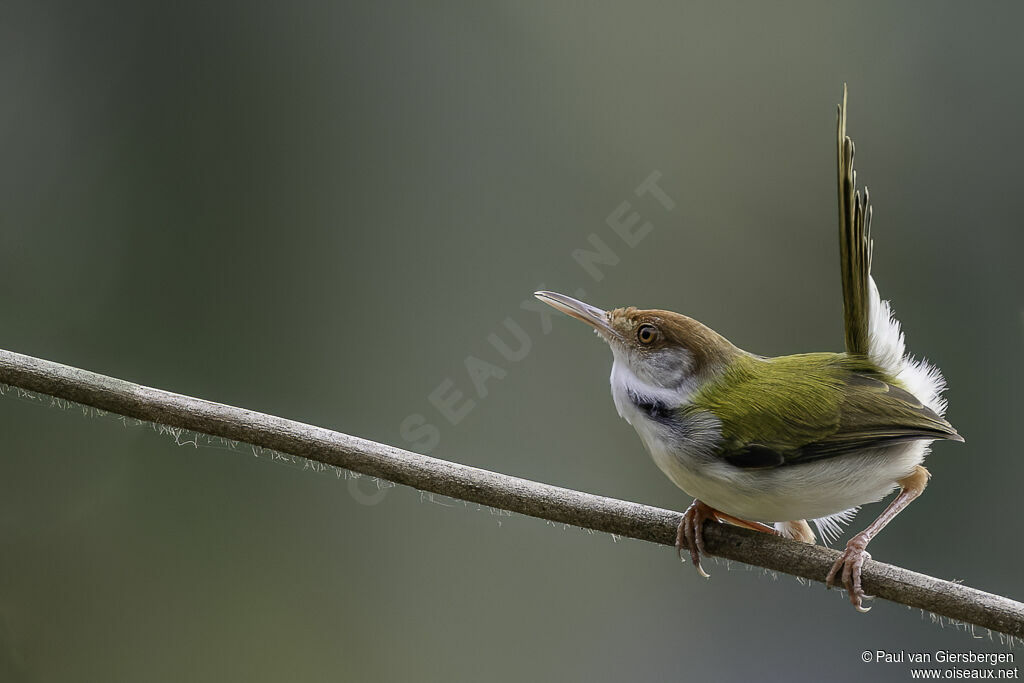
<box><xmin>534</xmin><ymin>291</ymin><xmax>616</xmax><ymax>338</ymax></box>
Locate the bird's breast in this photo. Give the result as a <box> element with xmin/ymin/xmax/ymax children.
<box><xmin>608</xmin><ymin>367</ymin><xmax>720</xmax><ymax>482</ymax></box>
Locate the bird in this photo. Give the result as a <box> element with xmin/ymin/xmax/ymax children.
<box><xmin>534</xmin><ymin>87</ymin><xmax>962</xmax><ymax>612</ymax></box>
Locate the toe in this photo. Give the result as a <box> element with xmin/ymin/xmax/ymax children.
<box><xmin>694</xmin><ymin>518</ymin><xmax>707</xmax><ymax>559</ymax></box>
<box><xmin>825</xmin><ymin>556</ymin><xmax>843</xmax><ymax>588</ymax></box>
<box><xmin>684</xmin><ymin>521</ymin><xmax>705</xmax><ymax>577</ymax></box>
<box><xmin>827</xmin><ymin>545</ymin><xmax>875</xmax><ymax>613</ymax></box>
<box><xmin>842</xmin><ymin>554</ymin><xmax>854</xmax><ymax>592</ymax></box>
<box><xmin>690</xmin><ymin>529</ymin><xmax>709</xmax><ymax>578</ymax></box>
<box><xmin>680</xmin><ymin>507</ymin><xmax>711</xmax><ymax>578</ymax></box>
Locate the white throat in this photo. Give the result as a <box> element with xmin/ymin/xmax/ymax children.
<box><xmin>608</xmin><ymin>355</ymin><xmax>697</xmax><ymax>427</ymax></box>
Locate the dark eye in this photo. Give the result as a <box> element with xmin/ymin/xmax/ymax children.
<box><xmin>637</xmin><ymin>324</ymin><xmax>657</xmax><ymax>345</ymax></box>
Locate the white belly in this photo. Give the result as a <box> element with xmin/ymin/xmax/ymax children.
<box><xmin>648</xmin><ymin>437</ymin><xmax>927</xmax><ymax>522</ymax></box>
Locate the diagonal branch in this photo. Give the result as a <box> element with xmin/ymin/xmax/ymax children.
<box><xmin>0</xmin><ymin>347</ymin><xmax>1021</xmax><ymax>637</ymax></box>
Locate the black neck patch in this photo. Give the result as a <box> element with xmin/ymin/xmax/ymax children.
<box><xmin>627</xmin><ymin>389</ymin><xmax>674</xmax><ymax>422</ymax></box>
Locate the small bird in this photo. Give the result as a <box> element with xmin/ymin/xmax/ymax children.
<box><xmin>535</xmin><ymin>87</ymin><xmax>962</xmax><ymax>612</ymax></box>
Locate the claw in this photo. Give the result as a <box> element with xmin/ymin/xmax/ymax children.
<box><xmin>827</xmin><ymin>533</ymin><xmax>874</xmax><ymax>612</ymax></box>
<box><xmin>676</xmin><ymin>500</ymin><xmax>715</xmax><ymax>578</ymax></box>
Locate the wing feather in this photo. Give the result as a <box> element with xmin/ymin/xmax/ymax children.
<box><xmin>707</xmin><ymin>354</ymin><xmax>962</xmax><ymax>469</ymax></box>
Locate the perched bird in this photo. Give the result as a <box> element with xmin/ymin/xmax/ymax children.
<box><xmin>535</xmin><ymin>87</ymin><xmax>962</xmax><ymax>611</ymax></box>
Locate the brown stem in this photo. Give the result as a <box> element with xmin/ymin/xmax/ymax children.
<box><xmin>0</xmin><ymin>348</ymin><xmax>1021</xmax><ymax>638</ymax></box>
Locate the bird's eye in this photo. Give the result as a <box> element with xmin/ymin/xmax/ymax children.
<box><xmin>637</xmin><ymin>324</ymin><xmax>657</xmax><ymax>345</ymax></box>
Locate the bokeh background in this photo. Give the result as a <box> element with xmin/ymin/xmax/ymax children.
<box><xmin>2</xmin><ymin>2</ymin><xmax>1023</xmax><ymax>681</ymax></box>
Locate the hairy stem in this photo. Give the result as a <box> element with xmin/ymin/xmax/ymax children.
<box><xmin>0</xmin><ymin>348</ymin><xmax>1020</xmax><ymax>637</ymax></box>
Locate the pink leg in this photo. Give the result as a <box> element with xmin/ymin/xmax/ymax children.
<box><xmin>826</xmin><ymin>465</ymin><xmax>930</xmax><ymax>612</ymax></box>
<box><xmin>676</xmin><ymin>499</ymin><xmax>777</xmax><ymax>578</ymax></box>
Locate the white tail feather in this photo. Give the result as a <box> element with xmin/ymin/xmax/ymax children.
<box><xmin>867</xmin><ymin>277</ymin><xmax>949</xmax><ymax>416</ymax></box>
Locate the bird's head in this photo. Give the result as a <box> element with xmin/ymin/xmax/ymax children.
<box><xmin>534</xmin><ymin>291</ymin><xmax>741</xmax><ymax>390</ymax></box>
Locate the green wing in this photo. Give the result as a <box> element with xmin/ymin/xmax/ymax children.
<box><xmin>692</xmin><ymin>354</ymin><xmax>962</xmax><ymax>469</ymax></box>
<box><xmin>838</xmin><ymin>85</ymin><xmax>874</xmax><ymax>356</ymax></box>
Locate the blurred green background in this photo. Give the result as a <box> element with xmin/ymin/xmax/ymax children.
<box><xmin>2</xmin><ymin>2</ymin><xmax>1023</xmax><ymax>681</ymax></box>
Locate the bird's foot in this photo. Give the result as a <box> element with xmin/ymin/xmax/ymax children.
<box><xmin>676</xmin><ymin>500</ymin><xmax>717</xmax><ymax>578</ymax></box>
<box><xmin>826</xmin><ymin>532</ymin><xmax>874</xmax><ymax>612</ymax></box>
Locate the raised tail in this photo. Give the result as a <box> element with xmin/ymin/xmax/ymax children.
<box><xmin>836</xmin><ymin>85</ymin><xmax>948</xmax><ymax>417</ymax></box>
<box><xmin>837</xmin><ymin>84</ymin><xmax>873</xmax><ymax>357</ymax></box>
